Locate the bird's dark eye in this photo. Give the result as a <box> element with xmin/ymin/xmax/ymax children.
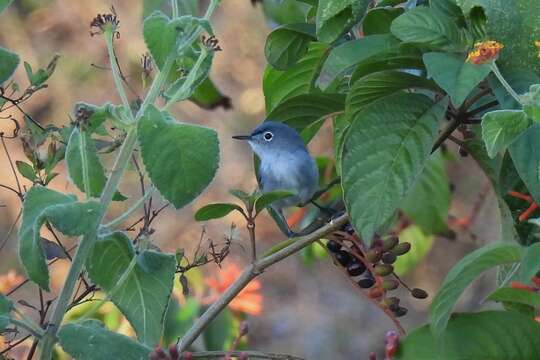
<box><xmin>263</xmin><ymin>131</ymin><xmax>273</xmax><ymax>141</ymax></box>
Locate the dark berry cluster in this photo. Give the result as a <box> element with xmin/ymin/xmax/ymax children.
<box><xmin>326</xmin><ymin>226</ymin><xmax>428</xmax><ymax>319</ymax></box>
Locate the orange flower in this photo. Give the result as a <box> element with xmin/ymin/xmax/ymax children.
<box><xmin>0</xmin><ymin>270</ymin><xmax>24</xmax><ymax>293</ymax></box>
<box><xmin>466</xmin><ymin>41</ymin><xmax>504</xmax><ymax>65</ymax></box>
<box><xmin>205</xmin><ymin>263</ymin><xmax>263</xmax><ymax>316</ymax></box>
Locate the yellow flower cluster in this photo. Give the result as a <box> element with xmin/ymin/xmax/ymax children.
<box><xmin>535</xmin><ymin>41</ymin><xmax>540</xmax><ymax>58</ymax></box>
<box><xmin>466</xmin><ymin>41</ymin><xmax>504</xmax><ymax>65</ymax></box>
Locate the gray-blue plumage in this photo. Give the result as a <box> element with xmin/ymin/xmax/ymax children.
<box><xmin>233</xmin><ymin>121</ymin><xmax>319</xmax><ymax>234</ymax></box>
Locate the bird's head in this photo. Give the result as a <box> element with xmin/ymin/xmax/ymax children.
<box><xmin>232</xmin><ymin>121</ymin><xmax>305</xmax><ymax>158</ymax></box>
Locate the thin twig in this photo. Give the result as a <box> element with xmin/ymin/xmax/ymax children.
<box><xmin>1</xmin><ymin>135</ymin><xmax>23</xmax><ymax>195</ymax></box>
<box><xmin>177</xmin><ymin>214</ymin><xmax>349</xmax><ymax>352</ymax></box>
<box><xmin>0</xmin><ymin>209</ymin><xmax>21</xmax><ymax>253</ymax></box>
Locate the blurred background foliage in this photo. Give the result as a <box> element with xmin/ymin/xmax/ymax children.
<box><xmin>0</xmin><ymin>0</ymin><xmax>504</xmax><ymax>358</ymax></box>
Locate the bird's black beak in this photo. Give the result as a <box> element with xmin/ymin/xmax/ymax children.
<box><xmin>232</xmin><ymin>135</ymin><xmax>252</xmax><ymax>140</ymax></box>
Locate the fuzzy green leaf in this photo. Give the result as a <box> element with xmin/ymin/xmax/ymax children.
<box><xmin>481</xmin><ymin>110</ymin><xmax>530</xmax><ymax>158</ymax></box>
<box><xmin>508</xmin><ymin>125</ymin><xmax>540</xmax><ymax>204</ymax></box>
<box><xmin>195</xmin><ymin>203</ymin><xmax>244</xmax><ymax>221</ymax></box>
<box><xmin>0</xmin><ymin>46</ymin><xmax>19</xmax><ymax>84</ymax></box>
<box><xmin>138</xmin><ymin>105</ymin><xmax>219</xmax><ymax>209</ymax></box>
<box><xmin>86</xmin><ymin>232</ymin><xmax>176</xmax><ymax>347</ymax></box>
<box><xmin>255</xmin><ymin>190</ymin><xmax>296</xmax><ymax>214</ymax></box>
<box><xmin>0</xmin><ymin>294</ymin><xmax>13</xmax><ymax>331</ymax></box>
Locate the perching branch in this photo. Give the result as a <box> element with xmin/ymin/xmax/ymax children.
<box><xmin>177</xmin><ymin>213</ymin><xmax>349</xmax><ymax>352</ymax></box>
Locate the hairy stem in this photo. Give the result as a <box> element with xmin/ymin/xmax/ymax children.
<box><xmin>102</xmin><ymin>187</ymin><xmax>154</xmax><ymax>229</ymax></box>
<box><xmin>78</xmin><ymin>131</ymin><xmax>91</xmax><ymax>200</ymax></box>
<box><xmin>105</xmin><ymin>32</ymin><xmax>133</xmax><ymax>121</ymax></box>
<box><xmin>171</xmin><ymin>0</ymin><xmax>179</xmax><ymax>18</ymax></box>
<box><xmin>177</xmin><ymin>214</ymin><xmax>349</xmax><ymax>352</ymax></box>
<box><xmin>490</xmin><ymin>62</ymin><xmax>522</xmax><ymax>105</ymax></box>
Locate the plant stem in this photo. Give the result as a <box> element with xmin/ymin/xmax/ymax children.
<box><xmin>171</xmin><ymin>0</ymin><xmax>178</xmax><ymax>18</ymax></box>
<box><xmin>490</xmin><ymin>62</ymin><xmax>522</xmax><ymax>105</ymax></box>
<box><xmin>10</xmin><ymin>317</ymin><xmax>44</xmax><ymax>339</ymax></box>
<box><xmin>102</xmin><ymin>187</ymin><xmax>154</xmax><ymax>229</ymax></box>
<box><xmin>105</xmin><ymin>32</ymin><xmax>133</xmax><ymax>121</ymax></box>
<box><xmin>78</xmin><ymin>131</ymin><xmax>91</xmax><ymax>200</ymax></box>
<box><xmin>247</xmin><ymin>219</ymin><xmax>256</xmax><ymax>263</ymax></box>
<box><xmin>177</xmin><ymin>214</ymin><xmax>349</xmax><ymax>352</ymax></box>
<box><xmin>204</xmin><ymin>0</ymin><xmax>220</xmax><ymax>20</ymax></box>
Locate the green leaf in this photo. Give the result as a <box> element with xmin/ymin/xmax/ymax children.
<box><xmin>401</xmin><ymin>151</ymin><xmax>450</xmax><ymax>234</ymax></box>
<box><xmin>489</xmin><ymin>70</ymin><xmax>540</xmax><ymax>110</ymax></box>
<box><xmin>429</xmin><ymin>242</ymin><xmax>523</xmax><ymax>338</ymax></box>
<box><xmin>346</xmin><ymin>70</ymin><xmax>439</xmax><ymax>118</ymax></box>
<box><xmin>262</xmin><ymin>0</ymin><xmax>312</xmax><ymax>25</ymax></box>
<box><xmin>522</xmin><ymin>84</ymin><xmax>540</xmax><ymax>123</ymax></box>
<box><xmin>397</xmin><ymin>311</ymin><xmax>540</xmax><ymax>359</ymax></box>
<box><xmin>16</xmin><ymin>160</ymin><xmax>36</xmax><ymax>182</ymax></box>
<box><xmin>363</xmin><ymin>7</ymin><xmax>404</xmax><ymax>35</ymax></box>
<box><xmin>267</xmin><ymin>93</ymin><xmax>345</xmax><ymax>135</ymax></box>
<box><xmin>316</xmin><ymin>34</ymin><xmax>400</xmax><ymax>90</ymax></box>
<box><xmin>163</xmin><ymin>297</ymin><xmax>199</xmax><ymax>345</ymax></box>
<box><xmin>423</xmin><ymin>52</ymin><xmax>491</xmax><ymax>107</ymax></box>
<box><xmin>255</xmin><ymin>190</ymin><xmax>296</xmax><ymax>214</ymax></box>
<box><xmin>58</xmin><ymin>319</ymin><xmax>151</xmax><ymax>360</ymax></box>
<box><xmin>0</xmin><ymin>46</ymin><xmax>19</xmax><ymax>84</ymax></box>
<box><xmin>509</xmin><ymin>125</ymin><xmax>540</xmax><ymax>204</ymax></box>
<box><xmin>316</xmin><ymin>0</ymin><xmax>369</xmax><ymax>43</ymax></box>
<box><xmin>519</xmin><ymin>242</ymin><xmax>540</xmax><ymax>282</ymax></box>
<box><xmin>189</xmin><ymin>78</ymin><xmax>231</xmax><ymax>110</ymax></box>
<box><xmin>456</xmin><ymin>0</ymin><xmax>540</xmax><ymax>74</ymax></box>
<box><xmin>390</xmin><ymin>7</ymin><xmax>463</xmax><ymax>50</ymax></box>
<box><xmin>66</xmin><ymin>127</ymin><xmax>123</xmax><ymax>199</ymax></box>
<box><xmin>487</xmin><ymin>287</ymin><xmax>540</xmax><ymax>308</ymax></box>
<box><xmin>349</xmin><ymin>49</ymin><xmax>425</xmax><ymax>84</ymax></box>
<box><xmin>430</xmin><ymin>0</ymin><xmax>466</xmax><ymax>24</ymax></box>
<box><xmin>138</xmin><ymin>105</ymin><xmax>219</xmax><ymax>209</ymax></box>
<box><xmin>265</xmin><ymin>23</ymin><xmax>316</xmax><ymax>70</ymax></box>
<box><xmin>481</xmin><ymin>110</ymin><xmax>530</xmax><ymax>158</ymax></box>
<box><xmin>393</xmin><ymin>225</ymin><xmax>434</xmax><ymax>275</ymax></box>
<box><xmin>342</xmin><ymin>94</ymin><xmax>447</xmax><ymax>244</ymax></box>
<box><xmin>0</xmin><ymin>0</ymin><xmax>13</xmax><ymax>13</ymax></box>
<box><xmin>86</xmin><ymin>232</ymin><xmax>176</xmax><ymax>346</ymax></box>
<box><xmin>194</xmin><ymin>203</ymin><xmax>244</xmax><ymax>221</ymax></box>
<box><xmin>0</xmin><ymin>294</ymin><xmax>13</xmax><ymax>331</ymax></box>
<box><xmin>263</xmin><ymin>42</ymin><xmax>329</xmax><ymax>113</ymax></box>
<box><xmin>203</xmin><ymin>308</ymin><xmax>236</xmax><ymax>350</ymax></box>
<box><xmin>18</xmin><ymin>186</ymin><xmax>100</xmax><ymax>290</ymax></box>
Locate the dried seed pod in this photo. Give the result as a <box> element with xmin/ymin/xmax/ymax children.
<box><xmin>411</xmin><ymin>288</ymin><xmax>429</xmax><ymax>299</ymax></box>
<box><xmin>326</xmin><ymin>240</ymin><xmax>341</xmax><ymax>253</ymax></box>
<box><xmin>382</xmin><ymin>236</ymin><xmax>399</xmax><ymax>251</ymax></box>
<box><xmin>335</xmin><ymin>250</ymin><xmax>352</xmax><ymax>266</ymax></box>
<box><xmin>374</xmin><ymin>264</ymin><xmax>394</xmax><ymax>276</ymax></box>
<box><xmin>392</xmin><ymin>242</ymin><xmax>411</xmax><ymax>256</ymax></box>
<box><xmin>394</xmin><ymin>307</ymin><xmax>408</xmax><ymax>317</ymax></box>
<box><xmin>358</xmin><ymin>277</ymin><xmax>376</xmax><ymax>289</ymax></box>
<box><xmin>347</xmin><ymin>261</ymin><xmax>366</xmax><ymax>276</ymax></box>
<box><xmin>381</xmin><ymin>252</ymin><xmax>397</xmax><ymax>264</ymax></box>
<box><xmin>366</xmin><ymin>248</ymin><xmax>382</xmax><ymax>263</ymax></box>
<box><xmin>382</xmin><ymin>279</ymin><xmax>399</xmax><ymax>291</ymax></box>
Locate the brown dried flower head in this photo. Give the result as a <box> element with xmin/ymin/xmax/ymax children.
<box><xmin>90</xmin><ymin>6</ymin><xmax>120</xmax><ymax>38</ymax></box>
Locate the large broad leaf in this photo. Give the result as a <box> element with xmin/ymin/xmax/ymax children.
<box><xmin>138</xmin><ymin>105</ymin><xmax>219</xmax><ymax>209</ymax></box>
<box><xmin>363</xmin><ymin>7</ymin><xmax>404</xmax><ymax>35</ymax></box>
<box><xmin>429</xmin><ymin>243</ymin><xmax>523</xmax><ymax>338</ymax></box>
<box><xmin>86</xmin><ymin>232</ymin><xmax>176</xmax><ymax>347</ymax></box>
<box><xmin>263</xmin><ymin>42</ymin><xmax>329</xmax><ymax>113</ymax></box>
<box><xmin>393</xmin><ymin>225</ymin><xmax>434</xmax><ymax>275</ymax></box>
<box><xmin>397</xmin><ymin>311</ymin><xmax>540</xmax><ymax>359</ymax></box>
<box><xmin>58</xmin><ymin>320</ymin><xmax>151</xmax><ymax>360</ymax></box>
<box><xmin>519</xmin><ymin>242</ymin><xmax>540</xmax><ymax>282</ymax></box>
<box><xmin>18</xmin><ymin>186</ymin><xmax>100</xmax><ymax>290</ymax></box>
<box><xmin>0</xmin><ymin>46</ymin><xmax>19</xmax><ymax>84</ymax></box>
<box><xmin>346</xmin><ymin>70</ymin><xmax>439</xmax><ymax>119</ymax></box>
<box><xmin>267</xmin><ymin>93</ymin><xmax>345</xmax><ymax>135</ymax></box>
<box><xmin>481</xmin><ymin>110</ymin><xmax>531</xmax><ymax>158</ymax></box>
<box><xmin>456</xmin><ymin>0</ymin><xmax>540</xmax><ymax>73</ymax></box>
<box><xmin>265</xmin><ymin>23</ymin><xmax>317</xmax><ymax>70</ymax></box>
<box><xmin>342</xmin><ymin>93</ymin><xmax>447</xmax><ymax>244</ymax></box>
<box><xmin>66</xmin><ymin>127</ymin><xmax>125</xmax><ymax>200</ymax></box>
<box><xmin>349</xmin><ymin>49</ymin><xmax>425</xmax><ymax>84</ymax></box>
<box><xmin>401</xmin><ymin>151</ymin><xmax>450</xmax><ymax>234</ymax></box>
<box><xmin>0</xmin><ymin>294</ymin><xmax>13</xmax><ymax>331</ymax></box>
<box><xmin>315</xmin><ymin>0</ymin><xmax>369</xmax><ymax>43</ymax></box>
<box><xmin>316</xmin><ymin>34</ymin><xmax>400</xmax><ymax>90</ymax></box>
<box><xmin>423</xmin><ymin>52</ymin><xmax>492</xmax><ymax>107</ymax></box>
<box><xmin>390</xmin><ymin>7</ymin><xmax>463</xmax><ymax>50</ymax></box>
<box><xmin>509</xmin><ymin>125</ymin><xmax>540</xmax><ymax>204</ymax></box>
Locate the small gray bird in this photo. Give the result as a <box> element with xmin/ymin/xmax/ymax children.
<box><xmin>233</xmin><ymin>121</ymin><xmax>319</xmax><ymax>236</ymax></box>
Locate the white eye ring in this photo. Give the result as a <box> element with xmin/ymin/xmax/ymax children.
<box><xmin>263</xmin><ymin>131</ymin><xmax>273</xmax><ymax>141</ymax></box>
